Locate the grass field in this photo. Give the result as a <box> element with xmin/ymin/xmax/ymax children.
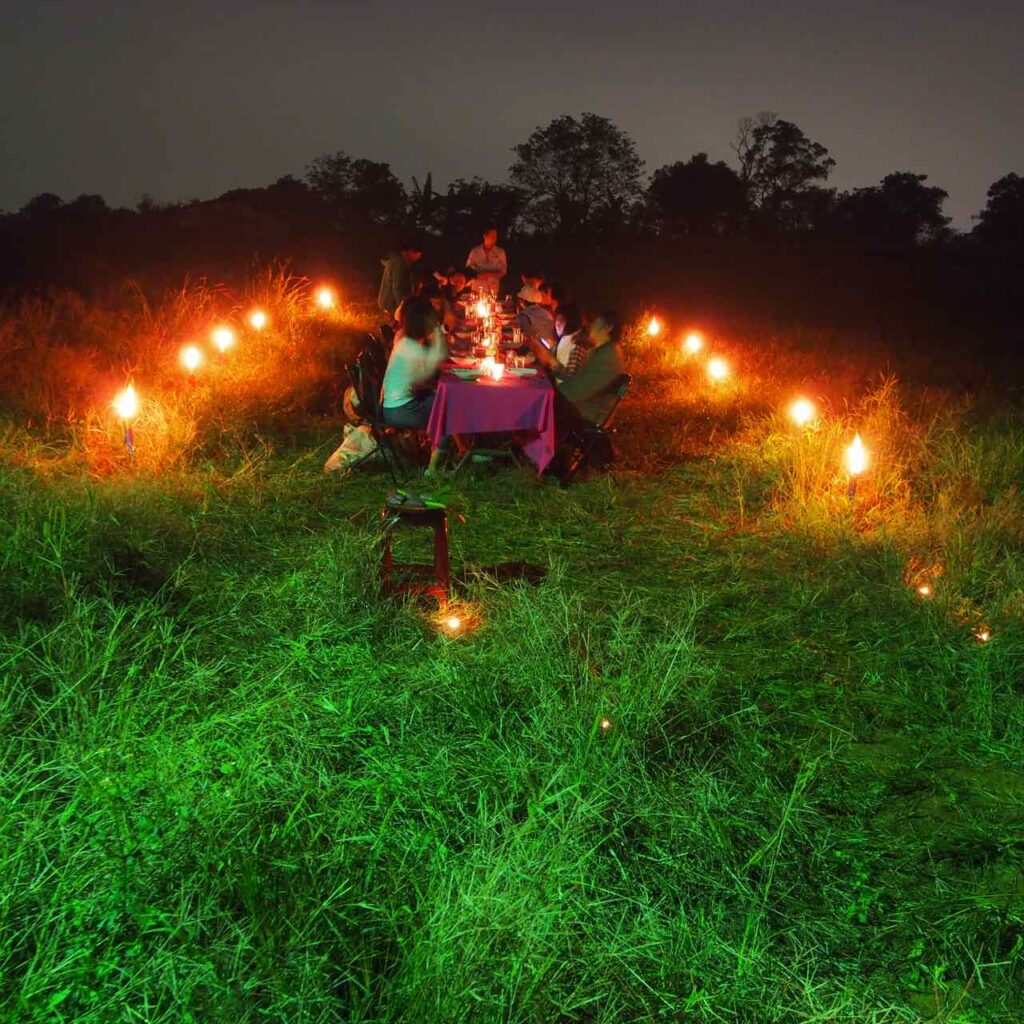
<box><xmin>1</xmin><ymin>278</ymin><xmax>1022</xmax><ymax>1022</ymax></box>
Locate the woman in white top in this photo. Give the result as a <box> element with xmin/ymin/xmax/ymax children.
<box><xmin>381</xmin><ymin>296</ymin><xmax>449</xmax><ymax>473</ymax></box>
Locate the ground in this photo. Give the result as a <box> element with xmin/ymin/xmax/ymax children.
<box><xmin>1</xmin><ymin>284</ymin><xmax>1022</xmax><ymax>1022</ymax></box>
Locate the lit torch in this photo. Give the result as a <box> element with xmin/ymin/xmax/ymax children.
<box><xmin>845</xmin><ymin>434</ymin><xmax>868</xmax><ymax>500</ymax></box>
<box><xmin>112</xmin><ymin>385</ymin><xmax>139</xmax><ymax>459</ymax></box>
<box><xmin>647</xmin><ymin>315</ymin><xmax>662</xmax><ymax>337</ymax></box>
<box><xmin>181</xmin><ymin>344</ymin><xmax>203</xmax><ymax>385</ymax></box>
<box><xmin>683</xmin><ymin>331</ymin><xmax>704</xmax><ymax>355</ymax></box>
<box><xmin>316</xmin><ymin>287</ymin><xmax>336</xmax><ymax>310</ymax></box>
<box><xmin>211</xmin><ymin>326</ymin><xmax>236</xmax><ymax>354</ymax></box>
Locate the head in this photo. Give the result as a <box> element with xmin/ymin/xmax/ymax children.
<box><xmin>554</xmin><ymin>303</ymin><xmax>583</xmax><ymax>339</ymax></box>
<box><xmin>400</xmin><ymin>239</ymin><xmax>424</xmax><ymax>264</ymax></box>
<box><xmin>482</xmin><ymin>226</ymin><xmax>498</xmax><ymax>248</ymax></box>
<box><xmin>450</xmin><ymin>270</ymin><xmax>469</xmax><ymax>291</ymax></box>
<box><xmin>588</xmin><ymin>310</ymin><xmax>622</xmax><ymax>347</ymax></box>
<box><xmin>420</xmin><ymin>280</ymin><xmax>444</xmax><ymax>313</ymax></box>
<box><xmin>520</xmin><ymin>270</ymin><xmax>544</xmax><ymax>290</ymax></box>
<box><xmin>398</xmin><ymin>295</ymin><xmax>438</xmax><ymax>341</ymax></box>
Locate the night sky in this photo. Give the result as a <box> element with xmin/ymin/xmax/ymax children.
<box><xmin>2</xmin><ymin>0</ymin><xmax>1021</xmax><ymax>228</ymax></box>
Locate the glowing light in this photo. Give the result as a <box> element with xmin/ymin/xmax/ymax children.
<box><xmin>316</xmin><ymin>287</ymin><xmax>336</xmax><ymax>310</ymax></box>
<box><xmin>707</xmin><ymin>356</ymin><xmax>729</xmax><ymax>382</ymax></box>
<box><xmin>917</xmin><ymin>584</ymin><xmax>932</xmax><ymax>597</ymax></box>
<box><xmin>975</xmin><ymin>626</ymin><xmax>991</xmax><ymax>643</ymax></box>
<box><xmin>249</xmin><ymin>309</ymin><xmax>268</xmax><ymax>330</ymax></box>
<box><xmin>112</xmin><ymin>385</ymin><xmax>139</xmax><ymax>421</ymax></box>
<box><xmin>475</xmin><ymin>298</ymin><xmax>490</xmax><ymax>319</ymax></box>
<box><xmin>600</xmin><ymin>717</ymin><xmax>612</xmax><ymax>732</ymax></box>
<box><xmin>211</xmin><ymin>326</ymin><xmax>236</xmax><ymax>353</ymax></box>
<box><xmin>647</xmin><ymin>316</ymin><xmax>662</xmax><ymax>337</ymax></box>
<box><xmin>789</xmin><ymin>397</ymin><xmax>816</xmax><ymax>427</ymax></box>
<box><xmin>489</xmin><ymin>361</ymin><xmax>505</xmax><ymax>381</ymax></box>
<box><xmin>683</xmin><ymin>331</ymin><xmax>704</xmax><ymax>354</ymax></box>
<box><xmin>180</xmin><ymin>345</ymin><xmax>203</xmax><ymax>373</ymax></box>
<box><xmin>442</xmin><ymin>616</ymin><xmax>463</xmax><ymax>635</ymax></box>
<box><xmin>480</xmin><ymin>356</ymin><xmax>495</xmax><ymax>374</ymax></box>
<box><xmin>845</xmin><ymin>434</ymin><xmax>868</xmax><ymax>477</ymax></box>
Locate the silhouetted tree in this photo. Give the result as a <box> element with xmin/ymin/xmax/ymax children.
<box><xmin>19</xmin><ymin>193</ymin><xmax>65</xmax><ymax>221</ymax></box>
<box><xmin>833</xmin><ymin>172</ymin><xmax>950</xmax><ymax>247</ymax></box>
<box><xmin>733</xmin><ymin>113</ymin><xmax>835</xmax><ymax>233</ymax></box>
<box><xmin>646</xmin><ymin>154</ymin><xmax>747</xmax><ymax>237</ymax></box>
<box><xmin>972</xmin><ymin>172</ymin><xmax>1024</xmax><ymax>251</ymax></box>
<box><xmin>510</xmin><ymin>113</ymin><xmax>644</xmax><ymax>237</ymax></box>
<box><xmin>305</xmin><ymin>152</ymin><xmax>407</xmax><ymax>227</ymax></box>
<box><xmin>433</xmin><ymin>178</ymin><xmax>525</xmax><ymax>239</ymax></box>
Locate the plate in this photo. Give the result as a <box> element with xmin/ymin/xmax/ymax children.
<box><xmin>450</xmin><ymin>369</ymin><xmax>483</xmax><ymax>379</ymax></box>
<box><xmin>508</xmin><ymin>367</ymin><xmax>538</xmax><ymax>376</ymax></box>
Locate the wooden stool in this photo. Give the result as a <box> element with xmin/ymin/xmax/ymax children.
<box><xmin>380</xmin><ymin>503</ymin><xmax>450</xmax><ymax>603</ymax></box>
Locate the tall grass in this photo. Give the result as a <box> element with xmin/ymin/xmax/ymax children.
<box><xmin>1</xmin><ymin>295</ymin><xmax>1022</xmax><ymax>1021</ymax></box>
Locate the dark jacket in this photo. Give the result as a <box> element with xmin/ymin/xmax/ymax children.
<box><xmin>378</xmin><ymin>253</ymin><xmax>415</xmax><ymax>317</ymax></box>
<box><xmin>557</xmin><ymin>341</ymin><xmax>625</xmax><ymax>424</ymax></box>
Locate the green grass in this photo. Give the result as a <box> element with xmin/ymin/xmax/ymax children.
<box><xmin>1</xmin><ymin>305</ymin><xmax>1023</xmax><ymax>1022</ymax></box>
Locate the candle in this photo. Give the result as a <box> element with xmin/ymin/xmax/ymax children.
<box><xmin>845</xmin><ymin>434</ymin><xmax>868</xmax><ymax>499</ymax></box>
<box><xmin>788</xmin><ymin>397</ymin><xmax>816</xmax><ymax>426</ymax></box>
<box><xmin>211</xmin><ymin>326</ymin><xmax>236</xmax><ymax>353</ymax></box>
<box><xmin>316</xmin><ymin>287</ymin><xmax>336</xmax><ymax>310</ymax></box>
<box><xmin>707</xmin><ymin>356</ymin><xmax>729</xmax><ymax>382</ymax></box>
<box><xmin>683</xmin><ymin>331</ymin><xmax>704</xmax><ymax>354</ymax></box>
<box><xmin>248</xmin><ymin>309</ymin><xmax>268</xmax><ymax>330</ymax></box>
<box><xmin>112</xmin><ymin>385</ymin><xmax>139</xmax><ymax>457</ymax></box>
<box><xmin>647</xmin><ymin>316</ymin><xmax>662</xmax><ymax>337</ymax></box>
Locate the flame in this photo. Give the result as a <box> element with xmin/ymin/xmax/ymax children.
<box><xmin>600</xmin><ymin>717</ymin><xmax>612</xmax><ymax>732</ymax></box>
<box><xmin>181</xmin><ymin>345</ymin><xmax>203</xmax><ymax>373</ymax></box>
<box><xmin>316</xmin><ymin>287</ymin><xmax>336</xmax><ymax>309</ymax></box>
<box><xmin>683</xmin><ymin>331</ymin><xmax>704</xmax><ymax>354</ymax></box>
<box><xmin>707</xmin><ymin>357</ymin><xmax>729</xmax><ymax>382</ymax></box>
<box><xmin>917</xmin><ymin>584</ymin><xmax>932</xmax><ymax>597</ymax></box>
<box><xmin>249</xmin><ymin>309</ymin><xmax>267</xmax><ymax>330</ymax></box>
<box><xmin>789</xmin><ymin>397</ymin><xmax>816</xmax><ymax>426</ymax></box>
<box><xmin>845</xmin><ymin>434</ymin><xmax>868</xmax><ymax>476</ymax></box>
<box><xmin>211</xmin><ymin>326</ymin><xmax>236</xmax><ymax>353</ymax></box>
<box><xmin>489</xmin><ymin>362</ymin><xmax>505</xmax><ymax>381</ymax></box>
<box><xmin>647</xmin><ymin>316</ymin><xmax>662</xmax><ymax>337</ymax></box>
<box><xmin>475</xmin><ymin>298</ymin><xmax>489</xmax><ymax>319</ymax></box>
<box><xmin>975</xmin><ymin>626</ymin><xmax>991</xmax><ymax>643</ymax></box>
<box><xmin>112</xmin><ymin>385</ymin><xmax>139</xmax><ymax>421</ymax></box>
<box><xmin>441</xmin><ymin>615</ymin><xmax>463</xmax><ymax>635</ymax></box>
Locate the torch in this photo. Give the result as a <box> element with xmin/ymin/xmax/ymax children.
<box><xmin>180</xmin><ymin>344</ymin><xmax>203</xmax><ymax>386</ymax></box>
<box><xmin>112</xmin><ymin>385</ymin><xmax>139</xmax><ymax>460</ymax></box>
<box><xmin>845</xmin><ymin>434</ymin><xmax>867</xmax><ymax>500</ymax></box>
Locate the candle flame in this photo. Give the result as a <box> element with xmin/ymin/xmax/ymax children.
<box><xmin>112</xmin><ymin>385</ymin><xmax>139</xmax><ymax>421</ymax></box>
<box><xmin>917</xmin><ymin>584</ymin><xmax>932</xmax><ymax>597</ymax></box>
<box><xmin>647</xmin><ymin>316</ymin><xmax>662</xmax><ymax>337</ymax></box>
<box><xmin>600</xmin><ymin>717</ymin><xmax>612</xmax><ymax>732</ymax></box>
<box><xmin>475</xmin><ymin>298</ymin><xmax>489</xmax><ymax>319</ymax></box>
<box><xmin>181</xmin><ymin>345</ymin><xmax>203</xmax><ymax>373</ymax></box>
<box><xmin>443</xmin><ymin>615</ymin><xmax>462</xmax><ymax>634</ymax></box>
<box><xmin>316</xmin><ymin>287</ymin><xmax>336</xmax><ymax>309</ymax></box>
<box><xmin>489</xmin><ymin>362</ymin><xmax>505</xmax><ymax>381</ymax></box>
<box><xmin>975</xmin><ymin>626</ymin><xmax>991</xmax><ymax>643</ymax></box>
<box><xmin>845</xmin><ymin>434</ymin><xmax>868</xmax><ymax>476</ymax></box>
<box><xmin>249</xmin><ymin>309</ymin><xmax>268</xmax><ymax>330</ymax></box>
<box><xmin>683</xmin><ymin>331</ymin><xmax>704</xmax><ymax>354</ymax></box>
<box><xmin>789</xmin><ymin>397</ymin><xmax>816</xmax><ymax>426</ymax></box>
<box><xmin>707</xmin><ymin>356</ymin><xmax>729</xmax><ymax>381</ymax></box>
<box><xmin>211</xmin><ymin>326</ymin><xmax>236</xmax><ymax>353</ymax></box>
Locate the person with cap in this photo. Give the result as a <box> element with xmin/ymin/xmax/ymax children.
<box><xmin>516</xmin><ymin>276</ymin><xmax>556</xmax><ymax>350</ymax></box>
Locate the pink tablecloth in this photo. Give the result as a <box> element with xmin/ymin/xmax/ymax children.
<box><xmin>427</xmin><ymin>372</ymin><xmax>556</xmax><ymax>473</ymax></box>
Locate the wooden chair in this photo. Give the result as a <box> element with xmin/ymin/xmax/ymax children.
<box><xmin>380</xmin><ymin>499</ymin><xmax>450</xmax><ymax>604</ymax></box>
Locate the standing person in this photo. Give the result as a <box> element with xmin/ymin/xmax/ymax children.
<box><xmin>378</xmin><ymin>240</ymin><xmax>424</xmax><ymax>320</ymax></box>
<box><xmin>466</xmin><ymin>226</ymin><xmax>507</xmax><ymax>295</ymax></box>
<box><xmin>380</xmin><ymin>296</ymin><xmax>450</xmax><ymax>475</ymax></box>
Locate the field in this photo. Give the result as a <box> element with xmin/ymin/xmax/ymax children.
<box><xmin>1</xmin><ymin>275</ymin><xmax>1022</xmax><ymax>1023</ymax></box>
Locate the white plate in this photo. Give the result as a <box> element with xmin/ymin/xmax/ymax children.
<box><xmin>508</xmin><ymin>367</ymin><xmax>538</xmax><ymax>376</ymax></box>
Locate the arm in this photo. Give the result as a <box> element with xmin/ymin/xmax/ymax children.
<box><xmin>558</xmin><ymin>347</ymin><xmax>613</xmax><ymax>404</ymax></box>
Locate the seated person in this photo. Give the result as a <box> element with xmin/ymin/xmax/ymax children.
<box><xmin>381</xmin><ymin>296</ymin><xmax>449</xmax><ymax>473</ymax></box>
<box><xmin>555</xmin><ymin>310</ymin><xmax>625</xmax><ymax>429</ymax></box>
<box><xmin>517</xmin><ymin>282</ymin><xmax>556</xmax><ymax>348</ymax></box>
<box><xmin>530</xmin><ymin>302</ymin><xmax>587</xmax><ymax>375</ymax></box>
<box><xmin>420</xmin><ymin>279</ymin><xmax>459</xmax><ymax>332</ymax></box>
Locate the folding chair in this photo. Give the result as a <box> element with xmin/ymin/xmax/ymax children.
<box><xmin>561</xmin><ymin>373</ymin><xmax>632</xmax><ymax>484</ymax></box>
<box><xmin>347</xmin><ymin>354</ymin><xmax>413</xmax><ymax>485</ymax></box>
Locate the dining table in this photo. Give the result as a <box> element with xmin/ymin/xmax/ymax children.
<box><xmin>427</xmin><ymin>356</ymin><xmax>556</xmax><ymax>474</ymax></box>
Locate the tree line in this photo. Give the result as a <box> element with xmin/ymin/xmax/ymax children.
<box><xmin>1</xmin><ymin>111</ymin><xmax>1021</xmax><ymax>303</ymax></box>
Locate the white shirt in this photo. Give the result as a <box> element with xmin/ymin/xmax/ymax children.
<box><xmin>466</xmin><ymin>244</ymin><xmax>507</xmax><ymax>278</ymax></box>
<box><xmin>555</xmin><ymin>330</ymin><xmax>581</xmax><ymax>369</ymax></box>
<box><xmin>381</xmin><ymin>330</ymin><xmax>448</xmax><ymax>408</ymax></box>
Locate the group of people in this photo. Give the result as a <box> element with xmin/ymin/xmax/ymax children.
<box><xmin>373</xmin><ymin>227</ymin><xmax>625</xmax><ymax>482</ymax></box>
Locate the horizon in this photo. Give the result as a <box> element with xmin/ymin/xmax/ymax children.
<box><xmin>2</xmin><ymin>1</ymin><xmax>1022</xmax><ymax>229</ymax></box>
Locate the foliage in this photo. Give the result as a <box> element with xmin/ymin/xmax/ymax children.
<box><xmin>305</xmin><ymin>151</ymin><xmax>408</xmax><ymax>228</ymax></box>
<box><xmin>972</xmin><ymin>172</ymin><xmax>1024</xmax><ymax>252</ymax></box>
<box><xmin>834</xmin><ymin>172</ymin><xmax>951</xmax><ymax>247</ymax></box>
<box><xmin>734</xmin><ymin>112</ymin><xmax>836</xmax><ymax>233</ymax></box>
<box><xmin>510</xmin><ymin>113</ymin><xmax>645</xmax><ymax>237</ymax></box>
<box><xmin>646</xmin><ymin>153</ymin><xmax>748</xmax><ymax>237</ymax></box>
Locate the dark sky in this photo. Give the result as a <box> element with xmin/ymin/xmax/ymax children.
<box><xmin>2</xmin><ymin>0</ymin><xmax>1021</xmax><ymax>227</ymax></box>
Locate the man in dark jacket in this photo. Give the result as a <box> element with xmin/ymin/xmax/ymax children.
<box><xmin>377</xmin><ymin>240</ymin><xmax>423</xmax><ymax>319</ymax></box>
<box><xmin>555</xmin><ymin>310</ymin><xmax>625</xmax><ymax>425</ymax></box>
